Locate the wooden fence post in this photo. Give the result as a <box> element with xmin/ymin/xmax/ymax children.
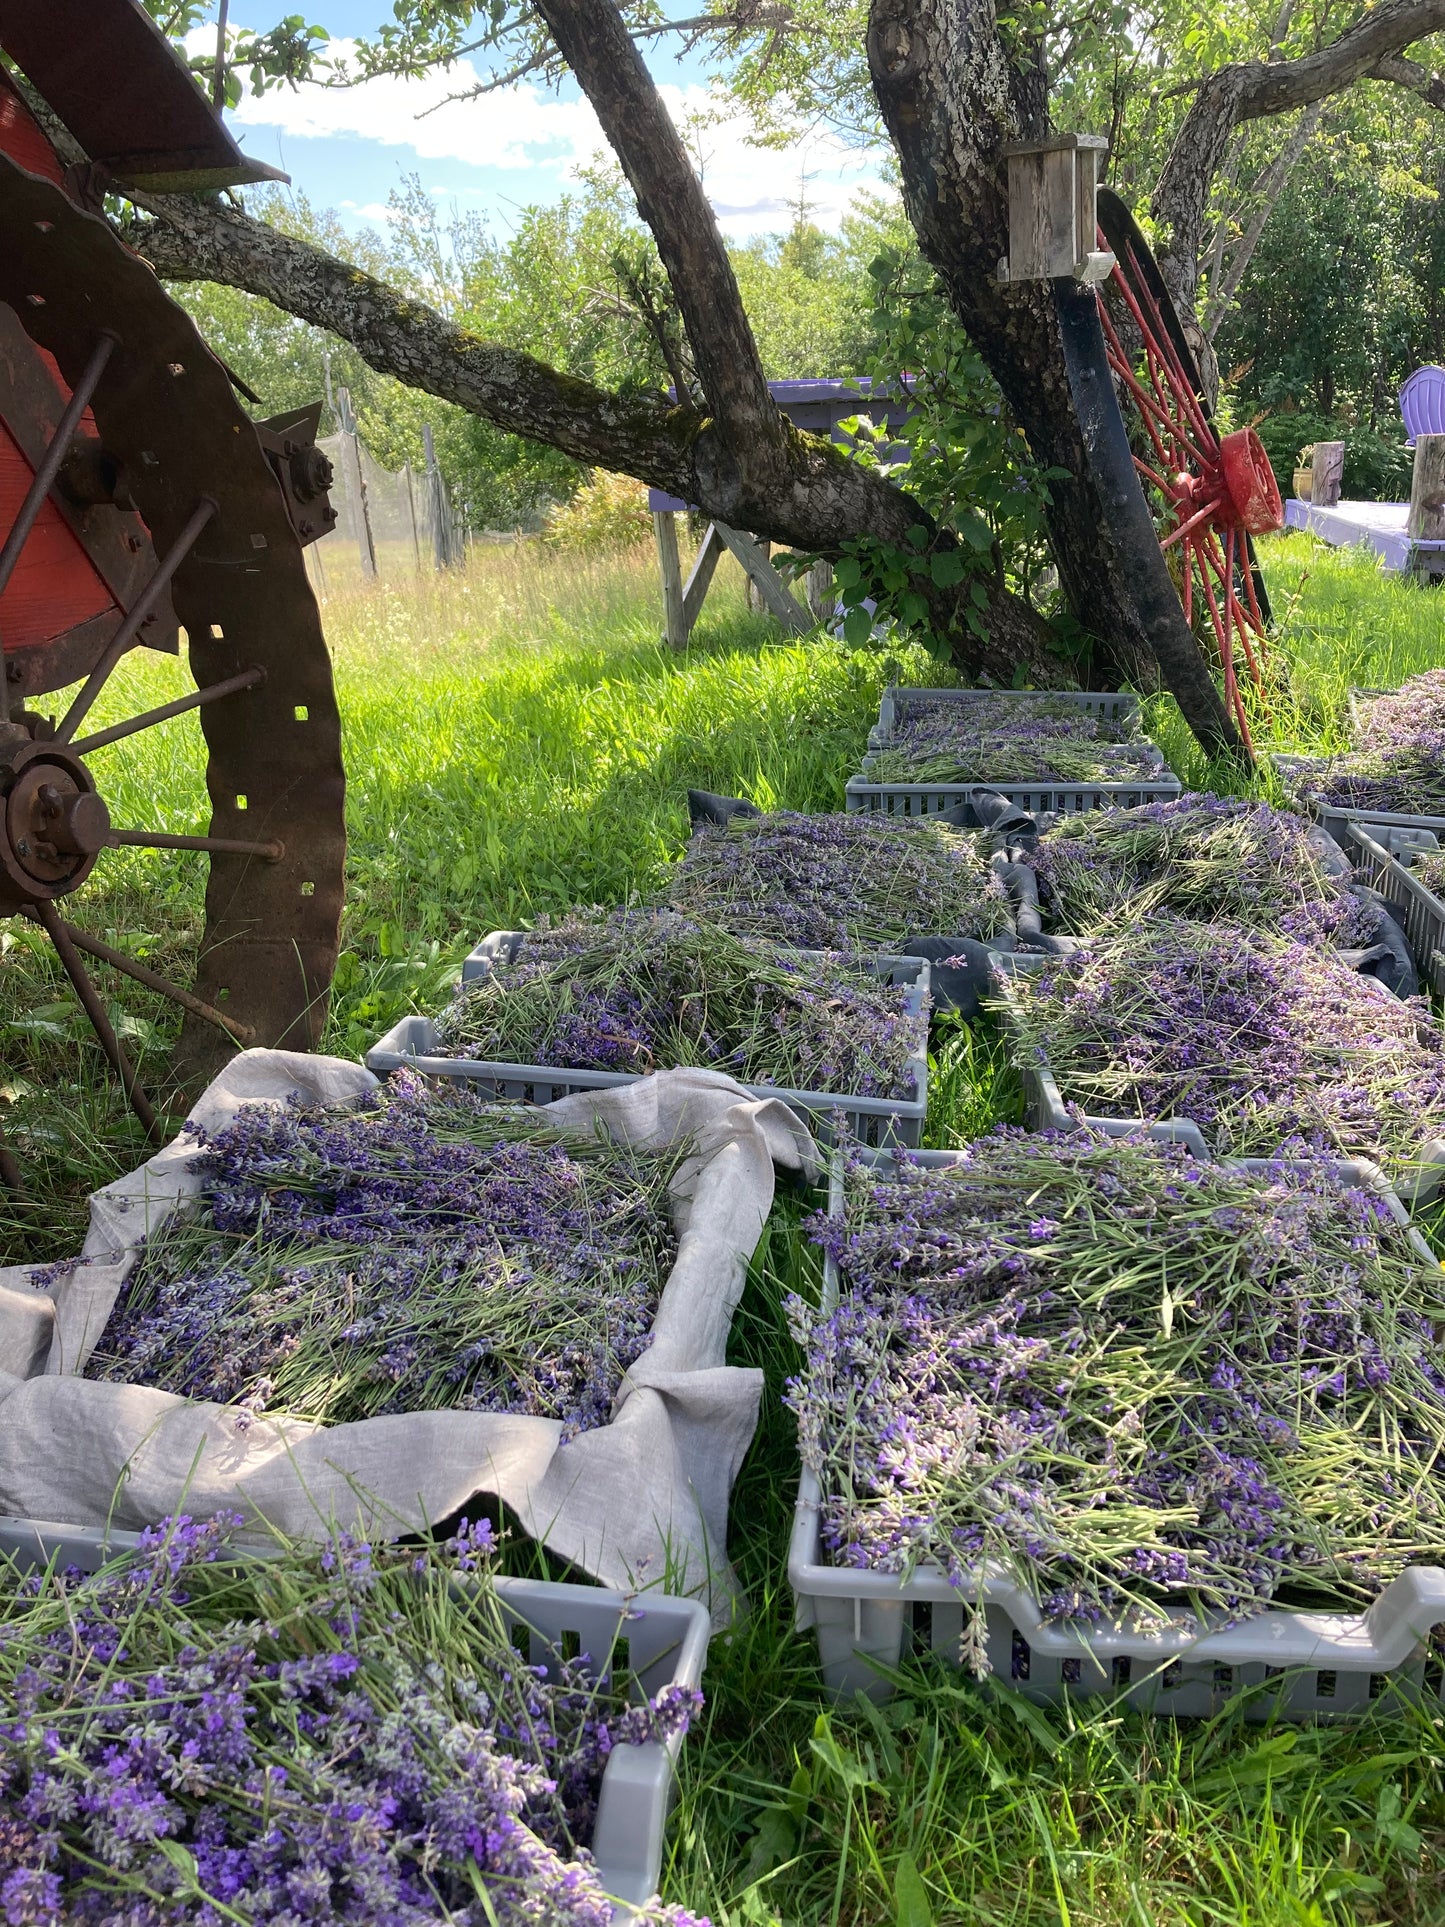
<box><xmin>1311</xmin><ymin>440</ymin><xmax>1345</xmax><ymax>509</ymax></box>
<box><xmin>1408</xmin><ymin>434</ymin><xmax>1445</xmax><ymax>543</ymax></box>
<box><xmin>335</xmin><ymin>385</ymin><xmax>376</xmax><ymax>580</ymax></box>
<box><xmin>654</xmin><ymin>510</ymin><xmax>687</xmax><ymax>647</ymax></box>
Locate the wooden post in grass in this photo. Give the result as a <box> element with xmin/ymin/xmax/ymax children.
<box><xmin>1311</xmin><ymin>440</ymin><xmax>1345</xmax><ymax>508</ymax></box>
<box><xmin>654</xmin><ymin>510</ymin><xmax>686</xmax><ymax>648</ymax></box>
<box><xmin>1409</xmin><ymin>434</ymin><xmax>1445</xmax><ymax>541</ymax></box>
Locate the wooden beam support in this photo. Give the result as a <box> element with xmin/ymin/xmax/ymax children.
<box><xmin>714</xmin><ymin>523</ymin><xmax>812</xmax><ymax>634</ymax></box>
<box><xmin>654</xmin><ymin>509</ymin><xmax>686</xmax><ymax>648</ymax></box>
<box><xmin>681</xmin><ymin>521</ymin><xmax>725</xmax><ymax>631</ymax></box>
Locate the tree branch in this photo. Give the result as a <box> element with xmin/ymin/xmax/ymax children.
<box><xmin>1204</xmin><ymin>101</ymin><xmax>1323</xmax><ymax>338</ymax></box>
<box><xmin>1370</xmin><ymin>48</ymin><xmax>1445</xmax><ymax>109</ymax></box>
<box><xmin>528</xmin><ymin>0</ymin><xmax>787</xmax><ymax>473</ymax></box>
<box><xmin>1154</xmin><ymin>0</ymin><xmax>1445</xmax><ymax>308</ymax></box>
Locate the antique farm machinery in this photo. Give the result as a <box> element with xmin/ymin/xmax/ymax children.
<box><xmin>0</xmin><ymin>0</ymin><xmax>346</xmax><ymax>1187</ymax></box>
<box><xmin>1001</xmin><ymin>136</ymin><xmax>1285</xmax><ymax>755</ymax></box>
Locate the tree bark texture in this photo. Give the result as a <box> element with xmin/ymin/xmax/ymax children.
<box><xmin>865</xmin><ymin>0</ymin><xmax>1239</xmax><ymax>752</ymax></box>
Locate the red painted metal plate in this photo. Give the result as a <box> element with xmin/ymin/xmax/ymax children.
<box><xmin>0</xmin><ymin>416</ymin><xmax>115</xmax><ymax>650</ymax></box>
<box><xmin>1218</xmin><ymin>427</ymin><xmax>1284</xmax><ymax>536</ymax></box>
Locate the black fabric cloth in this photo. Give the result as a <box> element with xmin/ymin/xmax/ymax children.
<box><xmin>686</xmin><ymin>789</ymin><xmax>763</xmax><ymax>829</ymax></box>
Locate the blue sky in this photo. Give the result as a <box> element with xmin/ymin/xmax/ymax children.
<box><xmin>205</xmin><ymin>2</ymin><xmax>886</xmax><ymax>243</ymax></box>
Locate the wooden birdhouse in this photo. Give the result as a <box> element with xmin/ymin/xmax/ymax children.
<box><xmin>998</xmin><ymin>134</ymin><xmax>1114</xmax><ymax>285</ymax></box>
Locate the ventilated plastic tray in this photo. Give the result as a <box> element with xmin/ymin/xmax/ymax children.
<box><xmin>845</xmin><ymin>765</ymin><xmax>1182</xmax><ymax>819</ymax></box>
<box><xmin>1272</xmin><ymin>752</ymin><xmax>1445</xmax><ymax>850</ymax></box>
<box><xmin>994</xmin><ymin>948</ymin><xmax>1445</xmax><ymax>1202</ymax></box>
<box><xmin>1337</xmin><ymin>817</ymin><xmax>1445</xmax><ymax>995</ymax></box>
<box><xmin>367</xmin><ymin>952</ymin><xmax>931</xmax><ymax>1148</ymax></box>
<box><xmin>867</xmin><ymin>685</ymin><xmax>1144</xmax><ymax>750</ymax></box>
<box><xmin>789</xmin><ymin>1148</ymin><xmax>1445</xmax><ymax>1713</ymax></box>
<box><xmin>0</xmin><ymin>1515</ymin><xmax>710</xmax><ymax>1916</ymax></box>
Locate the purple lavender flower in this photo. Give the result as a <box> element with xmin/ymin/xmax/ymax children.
<box><xmin>668</xmin><ymin>810</ymin><xmax>1009</xmax><ymax>951</ymax></box>
<box><xmin>0</xmin><ymin>1517</ymin><xmax>707</xmax><ymax>1925</ymax></box>
<box><xmin>84</xmin><ymin>1073</ymin><xmax>677</xmax><ymax>1436</ymax></box>
<box><xmin>790</xmin><ymin>1131</ymin><xmax>1445</xmax><ymax>1648</ymax></box>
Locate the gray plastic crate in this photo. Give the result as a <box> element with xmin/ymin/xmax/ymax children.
<box><xmin>0</xmin><ymin>1515</ymin><xmax>710</xmax><ymax>1916</ymax></box>
<box><xmin>989</xmin><ymin>950</ymin><xmax>1445</xmax><ymax>1207</ymax></box>
<box><xmin>867</xmin><ymin>685</ymin><xmax>1144</xmax><ymax>751</ymax></box>
<box><xmin>367</xmin><ymin>951</ymin><xmax>931</xmax><ymax>1148</ymax></box>
<box><xmin>1273</xmin><ymin>752</ymin><xmax>1445</xmax><ymax>849</ymax></box>
<box><xmin>845</xmin><ymin>764</ymin><xmax>1182</xmax><ymax>820</ymax></box>
<box><xmin>790</xmin><ymin>1147</ymin><xmax>1445</xmax><ymax>1713</ymax></box>
<box><xmin>1338</xmin><ymin>818</ymin><xmax>1445</xmax><ymax>995</ymax></box>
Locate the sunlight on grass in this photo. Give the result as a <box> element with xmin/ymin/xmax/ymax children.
<box><xmin>3</xmin><ymin>529</ymin><xmax>1445</xmax><ymax>1925</ymax></box>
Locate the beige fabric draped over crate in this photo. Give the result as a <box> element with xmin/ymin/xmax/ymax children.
<box><xmin>0</xmin><ymin>1052</ymin><xmax>818</xmax><ymax>1620</ymax></box>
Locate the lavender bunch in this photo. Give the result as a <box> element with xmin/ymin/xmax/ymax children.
<box><xmin>85</xmin><ymin>1071</ymin><xmax>678</xmax><ymax>1435</ymax></box>
<box><xmin>791</xmin><ymin>1133</ymin><xmax>1445</xmax><ymax>1642</ymax></box>
<box><xmin>1025</xmin><ymin>793</ymin><xmax>1373</xmax><ymax>943</ymax></box>
<box><xmin>866</xmin><ymin>695</ymin><xmax>1163</xmax><ymax>786</ymax></box>
<box><xmin>434</xmin><ymin>911</ymin><xmax>925</xmax><ymax>1100</ymax></box>
<box><xmin>1410</xmin><ymin>847</ymin><xmax>1445</xmax><ymax>897</ymax></box>
<box><xmin>667</xmin><ymin>810</ymin><xmax>1010</xmax><ymax>951</ymax></box>
<box><xmin>1281</xmin><ymin>670</ymin><xmax>1445</xmax><ymax>816</ymax></box>
<box><xmin>1001</xmin><ymin>919</ymin><xmax>1445</xmax><ymax>1171</ymax></box>
<box><xmin>0</xmin><ymin>1511</ymin><xmax>706</xmax><ymax>1925</ymax></box>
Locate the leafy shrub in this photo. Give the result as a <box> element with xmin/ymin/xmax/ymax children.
<box><xmin>1253</xmin><ymin>411</ymin><xmax>1412</xmax><ymax>502</ymax></box>
<box><xmin>541</xmin><ymin>470</ymin><xmax>652</xmax><ymax>554</ymax></box>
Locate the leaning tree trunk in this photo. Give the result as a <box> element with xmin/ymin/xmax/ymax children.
<box><xmin>866</xmin><ymin>0</ymin><xmax>1241</xmax><ymax>756</ymax></box>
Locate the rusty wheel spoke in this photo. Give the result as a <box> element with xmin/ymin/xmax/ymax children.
<box><xmin>69</xmin><ymin>666</ymin><xmax>266</xmax><ymax>757</ymax></box>
<box><xmin>48</xmin><ymin>919</ymin><xmax>254</xmax><ymax>1043</ymax></box>
<box><xmin>107</xmin><ymin>829</ymin><xmax>283</xmax><ymax>860</ymax></box>
<box><xmin>55</xmin><ymin>498</ymin><xmax>217</xmax><ymax>745</ymax></box>
<box><xmin>32</xmin><ymin>899</ymin><xmax>162</xmax><ymax>1143</ymax></box>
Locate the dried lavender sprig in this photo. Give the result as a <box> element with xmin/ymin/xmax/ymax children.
<box><xmin>85</xmin><ymin>1071</ymin><xmax>681</xmax><ymax>1436</ymax></box>
<box><xmin>667</xmin><ymin>809</ymin><xmax>1010</xmax><ymax>952</ymax></box>
<box><xmin>866</xmin><ymin>696</ymin><xmax>1162</xmax><ymax>786</ymax></box>
<box><xmin>790</xmin><ymin>1131</ymin><xmax>1445</xmax><ymax>1645</ymax></box>
<box><xmin>1024</xmin><ymin>793</ymin><xmax>1372</xmax><ymax>944</ymax></box>
<box><xmin>999</xmin><ymin>919</ymin><xmax>1445</xmax><ymax>1172</ymax></box>
<box><xmin>434</xmin><ymin>910</ymin><xmax>925</xmax><ymax>1101</ymax></box>
<box><xmin>0</xmin><ymin>1511</ymin><xmax>706</xmax><ymax>1925</ymax></box>
<box><xmin>1281</xmin><ymin>671</ymin><xmax>1445</xmax><ymax>816</ymax></box>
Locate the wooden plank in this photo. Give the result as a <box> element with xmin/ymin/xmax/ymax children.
<box><xmin>1311</xmin><ymin>440</ymin><xmax>1345</xmax><ymax>510</ymax></box>
<box><xmin>653</xmin><ymin>510</ymin><xmax>687</xmax><ymax>647</ymax></box>
<box><xmin>1409</xmin><ymin>434</ymin><xmax>1445</xmax><ymax>543</ymax></box>
<box><xmin>715</xmin><ymin>523</ymin><xmax>812</xmax><ymax>633</ymax></box>
<box><xmin>681</xmin><ymin>521</ymin><xmax>724</xmax><ymax>630</ymax></box>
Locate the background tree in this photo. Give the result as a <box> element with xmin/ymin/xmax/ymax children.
<box><xmin>30</xmin><ymin>0</ymin><xmax>1445</xmax><ymax>745</ymax></box>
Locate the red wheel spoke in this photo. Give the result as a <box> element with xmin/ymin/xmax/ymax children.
<box><xmin>1098</xmin><ymin>305</ymin><xmax>1212</xmax><ymax>472</ymax></box>
<box><xmin>1202</xmin><ymin>528</ymin><xmax>1269</xmax><ymax>699</ymax></box>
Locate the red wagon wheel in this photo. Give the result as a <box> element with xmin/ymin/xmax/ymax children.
<box><xmin>1094</xmin><ymin>190</ymin><xmax>1283</xmax><ymax>754</ymax></box>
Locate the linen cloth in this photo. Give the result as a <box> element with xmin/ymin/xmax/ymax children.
<box><xmin>0</xmin><ymin>1051</ymin><xmax>817</xmax><ymax>1617</ymax></box>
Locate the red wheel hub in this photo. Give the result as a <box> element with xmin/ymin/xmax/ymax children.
<box><xmin>1217</xmin><ymin>427</ymin><xmax>1283</xmax><ymax>535</ymax></box>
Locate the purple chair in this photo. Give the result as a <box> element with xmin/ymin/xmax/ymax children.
<box><xmin>1400</xmin><ymin>365</ymin><xmax>1445</xmax><ymax>445</ymax></box>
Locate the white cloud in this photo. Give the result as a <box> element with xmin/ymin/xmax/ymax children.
<box><xmin>205</xmin><ymin>33</ymin><xmax>881</xmax><ymax>234</ymax></box>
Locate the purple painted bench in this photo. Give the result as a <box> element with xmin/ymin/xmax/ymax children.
<box><xmin>1401</xmin><ymin>365</ymin><xmax>1445</xmax><ymax>446</ymax></box>
<box><xmin>648</xmin><ymin>377</ymin><xmax>915</xmax><ymax>513</ymax></box>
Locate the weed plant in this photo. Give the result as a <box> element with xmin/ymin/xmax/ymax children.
<box><xmin>4</xmin><ymin>531</ymin><xmax>1445</xmax><ymax>1920</ymax></box>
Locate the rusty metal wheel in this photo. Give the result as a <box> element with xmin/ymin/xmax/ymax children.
<box><xmin>0</xmin><ymin>87</ymin><xmax>345</xmax><ymax>1185</ymax></box>
<box><xmin>1094</xmin><ymin>189</ymin><xmax>1283</xmax><ymax>753</ymax></box>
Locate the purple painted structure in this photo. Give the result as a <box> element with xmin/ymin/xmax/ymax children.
<box><xmin>1284</xmin><ymin>496</ymin><xmax>1445</xmax><ymax>573</ymax></box>
<box><xmin>647</xmin><ymin>377</ymin><xmax>915</xmax><ymax>513</ymax></box>
<box><xmin>1401</xmin><ymin>365</ymin><xmax>1445</xmax><ymax>446</ymax></box>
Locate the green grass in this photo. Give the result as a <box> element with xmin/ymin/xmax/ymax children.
<box><xmin>5</xmin><ymin>527</ymin><xmax>1445</xmax><ymax>1922</ymax></box>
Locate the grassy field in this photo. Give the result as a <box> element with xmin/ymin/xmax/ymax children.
<box><xmin>4</xmin><ymin>530</ymin><xmax>1445</xmax><ymax>1922</ymax></box>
